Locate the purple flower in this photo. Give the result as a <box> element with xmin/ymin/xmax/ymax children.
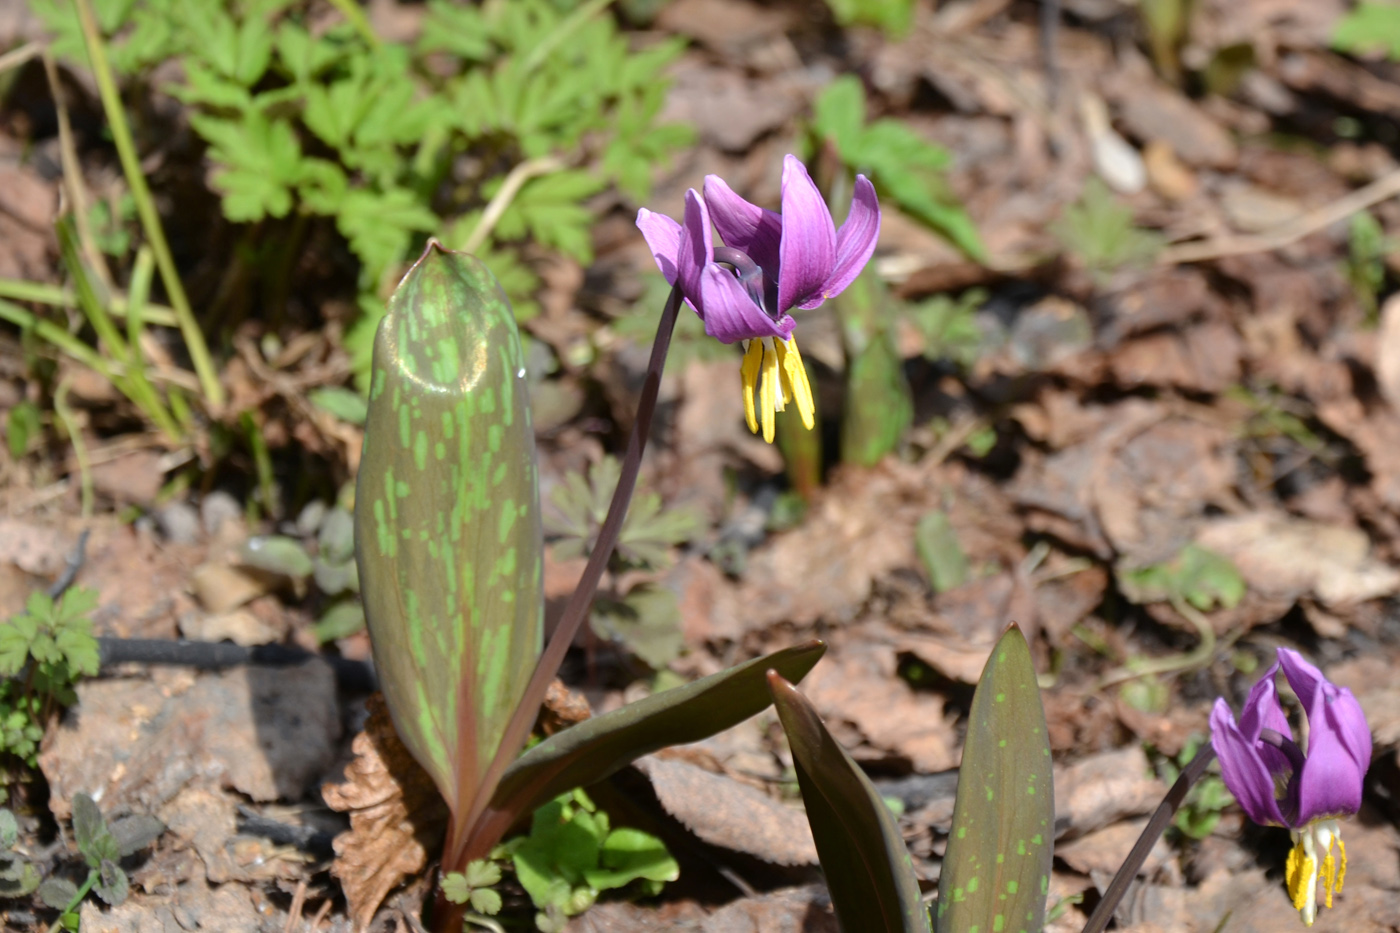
<box><xmin>635</xmin><ymin>155</ymin><xmax>880</xmax><ymax>442</ymax></box>
<box><xmin>1210</xmin><ymin>648</ymin><xmax>1372</xmax><ymax>926</ymax></box>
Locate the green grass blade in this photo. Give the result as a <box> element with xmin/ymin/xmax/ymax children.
<box><xmin>769</xmin><ymin>672</ymin><xmax>930</xmax><ymax>933</ymax></box>
<box><xmin>935</xmin><ymin>625</ymin><xmax>1053</xmax><ymax>933</ymax></box>
<box><xmin>468</xmin><ymin>641</ymin><xmax>827</xmax><ymax>861</ymax></box>
<box><xmin>354</xmin><ymin>242</ymin><xmax>543</xmax><ymax>816</ymax></box>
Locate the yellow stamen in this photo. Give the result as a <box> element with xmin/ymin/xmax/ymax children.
<box><xmin>1286</xmin><ymin>842</ymin><xmax>1314</xmax><ymax>917</ymax></box>
<box><xmin>773</xmin><ymin>336</ymin><xmax>816</xmax><ymax>430</ymax></box>
<box><xmin>740</xmin><ymin>334</ymin><xmax>818</xmax><ymax>443</ymax></box>
<box><xmin>740</xmin><ymin>340</ymin><xmax>762</xmax><ymax>434</ymax></box>
<box><xmin>1287</xmin><ymin>819</ymin><xmax>1346</xmax><ymax>927</ymax></box>
<box><xmin>760</xmin><ymin>338</ymin><xmax>779</xmax><ymax>443</ymax></box>
<box><xmin>1336</xmin><ymin>837</ymin><xmax>1347</xmax><ymax>894</ymax></box>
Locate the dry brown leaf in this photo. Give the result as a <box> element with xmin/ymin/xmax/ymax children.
<box><xmin>800</xmin><ymin>636</ymin><xmax>960</xmax><ymax>773</ymax></box>
<box><xmin>539</xmin><ymin>678</ymin><xmax>593</xmax><ymax>736</ymax></box>
<box><xmin>635</xmin><ymin>756</ymin><xmax>818</xmax><ymax>866</ymax></box>
<box><xmin>1195</xmin><ymin>512</ymin><xmax>1400</xmax><ymax>607</ymax></box>
<box><xmin>1054</xmin><ymin>746</ymin><xmax>1166</xmax><ymax>839</ymax></box>
<box><xmin>323</xmin><ymin>693</ymin><xmax>448</xmax><ymax>932</ymax></box>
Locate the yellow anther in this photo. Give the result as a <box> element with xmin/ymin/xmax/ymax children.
<box><xmin>1286</xmin><ymin>842</ymin><xmax>1315</xmax><ymax>917</ymax></box>
<box><xmin>740</xmin><ymin>335</ymin><xmax>817</xmax><ymax>442</ymax></box>
<box><xmin>760</xmin><ymin>338</ymin><xmax>779</xmax><ymax>443</ymax></box>
<box><xmin>740</xmin><ymin>340</ymin><xmax>762</xmax><ymax>435</ymax></box>
<box><xmin>1336</xmin><ymin>837</ymin><xmax>1347</xmax><ymax>893</ymax></box>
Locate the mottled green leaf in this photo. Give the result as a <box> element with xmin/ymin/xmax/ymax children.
<box><xmin>936</xmin><ymin>626</ymin><xmax>1053</xmax><ymax>933</ymax></box>
<box><xmin>38</xmin><ymin>876</ymin><xmax>78</xmax><ymax>911</ymax></box>
<box><xmin>355</xmin><ymin>243</ymin><xmax>542</xmax><ymax>816</ymax></box>
<box><xmin>768</xmin><ymin>672</ymin><xmax>930</xmax><ymax>933</ymax></box>
<box><xmin>240</xmin><ymin>535</ymin><xmax>314</xmax><ymax>579</ymax></box>
<box><xmin>0</xmin><ymin>809</ymin><xmax>17</xmax><ymax>849</ymax></box>
<box><xmin>309</xmin><ymin>386</ymin><xmax>369</xmax><ymax>425</ymax></box>
<box><xmin>480</xmin><ymin>642</ymin><xmax>826</xmax><ymax>838</ymax></box>
<box><xmin>915</xmin><ymin>511</ymin><xmax>968</xmax><ymax>594</ymax></box>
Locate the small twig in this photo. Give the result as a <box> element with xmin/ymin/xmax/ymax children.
<box><xmin>307</xmin><ymin>899</ymin><xmax>333</xmax><ymax>931</ymax></box>
<box><xmin>1079</xmin><ymin>741</ymin><xmax>1217</xmax><ymax>933</ymax></box>
<box><xmin>1092</xmin><ymin>594</ymin><xmax>1217</xmax><ymax>691</ymax></box>
<box><xmin>0</xmin><ymin>41</ymin><xmax>42</xmax><ymax>75</ymax></box>
<box><xmin>460</xmin><ymin>156</ymin><xmax>564</xmax><ymax>255</ymax></box>
<box><xmin>47</xmin><ymin>529</ymin><xmax>91</xmax><ymax>600</ymax></box>
<box><xmin>1040</xmin><ymin>0</ymin><xmax>1061</xmax><ymax>108</ymax></box>
<box><xmin>1161</xmin><ymin>165</ymin><xmax>1400</xmax><ymax>265</ymax></box>
<box><xmin>282</xmin><ymin>879</ymin><xmax>308</xmax><ymax>933</ymax></box>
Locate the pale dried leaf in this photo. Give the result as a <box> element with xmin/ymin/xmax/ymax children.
<box><xmin>323</xmin><ymin>694</ymin><xmax>448</xmax><ymax>932</ymax></box>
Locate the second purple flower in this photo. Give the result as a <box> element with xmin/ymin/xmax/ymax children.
<box><xmin>1210</xmin><ymin>647</ymin><xmax>1372</xmax><ymax>926</ymax></box>
<box><xmin>636</xmin><ymin>155</ymin><xmax>880</xmax><ymax>442</ymax></box>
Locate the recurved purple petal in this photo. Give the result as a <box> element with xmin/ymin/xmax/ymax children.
<box><xmin>776</xmin><ymin>155</ymin><xmax>837</xmax><ymax>314</ymax></box>
<box><xmin>697</xmin><ymin>265</ymin><xmax>793</xmax><ymax>344</ymax></box>
<box><xmin>1211</xmin><ymin>698</ymin><xmax>1288</xmax><ymax>827</ymax></box>
<box><xmin>1293</xmin><ymin>679</ymin><xmax>1367</xmax><ymax>823</ymax></box>
<box><xmin>703</xmin><ymin>174</ymin><xmax>782</xmax><ymax>275</ymax></box>
<box><xmin>1278</xmin><ymin>648</ymin><xmax>1373</xmax><ymax>769</ymax></box>
<box><xmin>810</xmin><ymin>173</ymin><xmax>880</xmax><ymax>307</ymax></box>
<box><xmin>676</xmin><ymin>190</ymin><xmax>714</xmax><ymax>318</ymax></box>
<box><xmin>636</xmin><ymin>208</ymin><xmax>682</xmax><ymax>284</ymax></box>
<box><xmin>1238</xmin><ymin>661</ymin><xmax>1295</xmax><ymax>779</ymax></box>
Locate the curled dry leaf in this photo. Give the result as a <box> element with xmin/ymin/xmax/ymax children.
<box><xmin>539</xmin><ymin>678</ymin><xmax>593</xmax><ymax>737</ymax></box>
<box><xmin>322</xmin><ymin>693</ymin><xmax>449</xmax><ymax>932</ymax></box>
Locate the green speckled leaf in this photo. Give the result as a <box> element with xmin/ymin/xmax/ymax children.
<box><xmin>936</xmin><ymin>626</ymin><xmax>1053</xmax><ymax>933</ymax></box>
<box><xmin>354</xmin><ymin>242</ymin><xmax>542</xmax><ymax>814</ymax></box>
<box><xmin>769</xmin><ymin>672</ymin><xmax>930</xmax><ymax>933</ymax></box>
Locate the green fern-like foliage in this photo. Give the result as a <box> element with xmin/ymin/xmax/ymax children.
<box><xmin>0</xmin><ymin>587</ymin><xmax>101</xmax><ymax>768</ymax></box>
<box><xmin>33</xmin><ymin>0</ymin><xmax>693</xmax><ymax>382</ymax></box>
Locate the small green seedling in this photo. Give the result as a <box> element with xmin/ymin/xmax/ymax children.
<box><xmin>441</xmin><ymin>858</ymin><xmax>504</xmax><ymax>922</ymax></box>
<box><xmin>1345</xmin><ymin>211</ymin><xmax>1395</xmax><ymax>321</ymax></box>
<box><xmin>1155</xmin><ymin>736</ymin><xmax>1234</xmax><ymax>841</ymax></box>
<box><xmin>1334</xmin><ymin>2</ymin><xmax>1400</xmax><ymax>60</ymax></box>
<box><xmin>499</xmin><ymin>789</ymin><xmax>677</xmax><ymax>931</ymax></box>
<box><xmin>822</xmin><ymin>0</ymin><xmax>916</xmax><ymax>36</ymax></box>
<box><xmin>0</xmin><ymin>588</ymin><xmax>101</xmax><ymax>771</ymax></box>
<box><xmin>0</xmin><ymin>808</ymin><xmax>41</xmax><ymax>899</ymax></box>
<box><xmin>910</xmin><ymin>288</ymin><xmax>986</xmax><ymax>371</ymax></box>
<box><xmin>546</xmin><ymin>455</ymin><xmax>703</xmax><ymax>667</ymax></box>
<box><xmin>915</xmin><ymin>510</ymin><xmax>969</xmax><ymax>595</ymax></box>
<box><xmin>809</xmin><ymin>75</ymin><xmax>982</xmax><ymax>259</ymax></box>
<box><xmin>37</xmin><ymin>793</ymin><xmax>164</xmax><ymax>932</ymax></box>
<box><xmin>1051</xmin><ymin>178</ymin><xmax>1164</xmax><ymax>279</ymax></box>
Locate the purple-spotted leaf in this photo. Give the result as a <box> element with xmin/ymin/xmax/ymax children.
<box><xmin>469</xmin><ymin>641</ymin><xmax>827</xmax><ymax>851</ymax></box>
<box><xmin>768</xmin><ymin>671</ymin><xmax>931</xmax><ymax>933</ymax></box>
<box><xmin>354</xmin><ymin>242</ymin><xmax>542</xmax><ymax>818</ymax></box>
<box><xmin>935</xmin><ymin>625</ymin><xmax>1053</xmax><ymax>933</ymax></box>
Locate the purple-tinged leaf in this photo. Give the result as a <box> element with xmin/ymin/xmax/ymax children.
<box><xmin>768</xmin><ymin>672</ymin><xmax>931</xmax><ymax>933</ymax></box>
<box><xmin>354</xmin><ymin>242</ymin><xmax>542</xmax><ymax>820</ymax></box>
<box><xmin>935</xmin><ymin>625</ymin><xmax>1053</xmax><ymax>933</ymax></box>
<box><xmin>466</xmin><ymin>641</ymin><xmax>827</xmax><ymax>860</ymax></box>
